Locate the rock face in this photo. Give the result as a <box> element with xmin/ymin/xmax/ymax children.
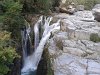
<box><xmin>46</xmin><ymin>10</ymin><xmax>100</xmax><ymax>75</ymax></box>
<box><xmin>92</xmin><ymin>4</ymin><xmax>100</xmax><ymax>22</ymax></box>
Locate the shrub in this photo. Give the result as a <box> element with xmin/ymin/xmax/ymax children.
<box><xmin>44</xmin><ymin>47</ymin><xmax>54</xmax><ymax>75</ymax></box>
<box><xmin>0</xmin><ymin>31</ymin><xmax>19</xmax><ymax>75</ymax></box>
<box><xmin>90</xmin><ymin>33</ymin><xmax>100</xmax><ymax>43</ymax></box>
<box><xmin>79</xmin><ymin>0</ymin><xmax>100</xmax><ymax>9</ymax></box>
<box><xmin>0</xmin><ymin>0</ymin><xmax>25</xmax><ymax>42</ymax></box>
<box><xmin>84</xmin><ymin>0</ymin><xmax>99</xmax><ymax>10</ymax></box>
<box><xmin>21</xmin><ymin>0</ymin><xmax>53</xmax><ymax>13</ymax></box>
<box><xmin>54</xmin><ymin>38</ymin><xmax>63</xmax><ymax>50</ymax></box>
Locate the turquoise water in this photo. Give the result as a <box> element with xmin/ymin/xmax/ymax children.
<box><xmin>21</xmin><ymin>70</ymin><xmax>36</xmax><ymax>75</ymax></box>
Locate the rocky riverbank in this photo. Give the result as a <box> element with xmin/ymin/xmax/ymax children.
<box><xmin>46</xmin><ymin>5</ymin><xmax>100</xmax><ymax>75</ymax></box>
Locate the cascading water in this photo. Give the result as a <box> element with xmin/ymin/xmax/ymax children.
<box><xmin>21</xmin><ymin>25</ymin><xmax>31</xmax><ymax>63</ymax></box>
<box><xmin>21</xmin><ymin>16</ymin><xmax>60</xmax><ymax>75</ymax></box>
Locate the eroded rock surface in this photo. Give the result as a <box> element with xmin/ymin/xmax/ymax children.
<box><xmin>47</xmin><ymin>10</ymin><xmax>100</xmax><ymax>75</ymax></box>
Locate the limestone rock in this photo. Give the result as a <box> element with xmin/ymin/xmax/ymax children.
<box><xmin>92</xmin><ymin>4</ymin><xmax>100</xmax><ymax>22</ymax></box>
<box><xmin>63</xmin><ymin>47</ymin><xmax>85</xmax><ymax>56</ymax></box>
<box><xmin>60</xmin><ymin>19</ymin><xmax>74</xmax><ymax>32</ymax></box>
<box><xmin>46</xmin><ymin>9</ymin><xmax>100</xmax><ymax>75</ymax></box>
<box><xmin>74</xmin><ymin>11</ymin><xmax>94</xmax><ymax>19</ymax></box>
<box><xmin>48</xmin><ymin>37</ymin><xmax>100</xmax><ymax>75</ymax></box>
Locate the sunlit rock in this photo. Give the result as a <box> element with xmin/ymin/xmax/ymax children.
<box><xmin>47</xmin><ymin>10</ymin><xmax>100</xmax><ymax>75</ymax></box>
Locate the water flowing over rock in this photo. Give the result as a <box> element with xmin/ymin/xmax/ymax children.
<box><xmin>21</xmin><ymin>16</ymin><xmax>61</xmax><ymax>75</ymax></box>
<box><xmin>46</xmin><ymin>10</ymin><xmax>100</xmax><ymax>75</ymax></box>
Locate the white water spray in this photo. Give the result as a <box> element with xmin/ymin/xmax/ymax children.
<box><xmin>21</xmin><ymin>16</ymin><xmax>60</xmax><ymax>75</ymax></box>
<box><xmin>34</xmin><ymin>16</ymin><xmax>43</xmax><ymax>50</ymax></box>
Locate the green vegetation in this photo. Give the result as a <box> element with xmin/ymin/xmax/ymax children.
<box><xmin>90</xmin><ymin>33</ymin><xmax>100</xmax><ymax>43</ymax></box>
<box><xmin>0</xmin><ymin>31</ymin><xmax>19</xmax><ymax>75</ymax></box>
<box><xmin>0</xmin><ymin>0</ymin><xmax>25</xmax><ymax>42</ymax></box>
<box><xmin>54</xmin><ymin>38</ymin><xmax>63</xmax><ymax>50</ymax></box>
<box><xmin>0</xmin><ymin>0</ymin><xmax>23</xmax><ymax>75</ymax></box>
<box><xmin>0</xmin><ymin>0</ymin><xmax>100</xmax><ymax>75</ymax></box>
<box><xmin>44</xmin><ymin>47</ymin><xmax>54</xmax><ymax>75</ymax></box>
<box><xmin>0</xmin><ymin>0</ymin><xmax>54</xmax><ymax>74</ymax></box>
<box><xmin>21</xmin><ymin>0</ymin><xmax>53</xmax><ymax>13</ymax></box>
<box><xmin>82</xmin><ymin>0</ymin><xmax>100</xmax><ymax>9</ymax></box>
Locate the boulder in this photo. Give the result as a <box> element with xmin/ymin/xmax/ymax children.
<box><xmin>59</xmin><ymin>0</ymin><xmax>76</xmax><ymax>14</ymax></box>
<box><xmin>93</xmin><ymin>4</ymin><xmax>100</xmax><ymax>9</ymax></box>
<box><xmin>92</xmin><ymin>4</ymin><xmax>100</xmax><ymax>22</ymax></box>
<box><xmin>60</xmin><ymin>7</ymin><xmax>76</xmax><ymax>14</ymax></box>
<box><xmin>59</xmin><ymin>7</ymin><xmax>68</xmax><ymax>13</ymax></box>
<box><xmin>67</xmin><ymin>7</ymin><xmax>76</xmax><ymax>14</ymax></box>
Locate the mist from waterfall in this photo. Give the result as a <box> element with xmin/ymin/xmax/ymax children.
<box><xmin>21</xmin><ymin>16</ymin><xmax>60</xmax><ymax>75</ymax></box>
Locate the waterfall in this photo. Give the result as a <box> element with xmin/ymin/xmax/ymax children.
<box><xmin>21</xmin><ymin>16</ymin><xmax>60</xmax><ymax>75</ymax></box>
<box><xmin>34</xmin><ymin>16</ymin><xmax>43</xmax><ymax>50</ymax></box>
<box><xmin>21</xmin><ymin>26</ymin><xmax>31</xmax><ymax>63</ymax></box>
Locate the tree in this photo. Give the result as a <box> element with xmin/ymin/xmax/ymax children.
<box><xmin>0</xmin><ymin>31</ymin><xmax>19</xmax><ymax>75</ymax></box>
